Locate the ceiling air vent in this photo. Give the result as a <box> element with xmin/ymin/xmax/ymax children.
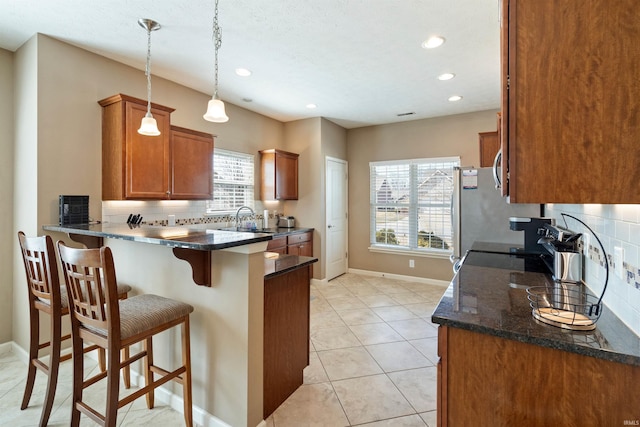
<box><xmin>397</xmin><ymin>112</ymin><xmax>415</xmax><ymax>117</ymax></box>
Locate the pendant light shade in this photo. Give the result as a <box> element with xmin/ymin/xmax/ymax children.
<box><xmin>138</xmin><ymin>113</ymin><xmax>161</xmax><ymax>136</ymax></box>
<box><xmin>203</xmin><ymin>0</ymin><xmax>229</xmax><ymax>123</ymax></box>
<box><xmin>138</xmin><ymin>18</ymin><xmax>161</xmax><ymax>136</ymax></box>
<box><xmin>203</xmin><ymin>98</ymin><xmax>229</xmax><ymax>123</ymax></box>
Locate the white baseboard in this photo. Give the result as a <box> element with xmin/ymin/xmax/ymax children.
<box><xmin>347</xmin><ymin>268</ymin><xmax>450</xmax><ymax>287</ymax></box>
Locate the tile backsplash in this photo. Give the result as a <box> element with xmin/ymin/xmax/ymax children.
<box><xmin>102</xmin><ymin>200</ymin><xmax>280</xmax><ymax>228</ymax></box>
<box><xmin>546</xmin><ymin>204</ymin><xmax>640</xmax><ymax>337</ymax></box>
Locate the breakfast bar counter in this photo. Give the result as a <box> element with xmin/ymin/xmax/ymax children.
<box><xmin>43</xmin><ymin>223</ymin><xmax>317</xmax><ymax>427</ymax></box>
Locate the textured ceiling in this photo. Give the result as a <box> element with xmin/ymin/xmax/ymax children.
<box><xmin>0</xmin><ymin>0</ymin><xmax>500</xmax><ymax>129</ymax></box>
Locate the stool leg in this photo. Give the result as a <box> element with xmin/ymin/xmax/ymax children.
<box><xmin>20</xmin><ymin>308</ymin><xmax>39</xmax><ymax>410</ymax></box>
<box><xmin>182</xmin><ymin>317</ymin><xmax>193</xmax><ymax>427</ymax></box>
<box><xmin>144</xmin><ymin>337</ymin><xmax>155</xmax><ymax>409</ymax></box>
<box><xmin>69</xmin><ymin>333</ymin><xmax>84</xmax><ymax>427</ymax></box>
<box><xmin>98</xmin><ymin>348</ymin><xmax>106</xmax><ymax>372</ymax></box>
<box><xmin>105</xmin><ymin>345</ymin><xmax>121</xmax><ymax>426</ymax></box>
<box><xmin>122</xmin><ymin>346</ymin><xmax>130</xmax><ymax>389</ymax></box>
<box><xmin>39</xmin><ymin>312</ymin><xmax>62</xmax><ymax>427</ymax></box>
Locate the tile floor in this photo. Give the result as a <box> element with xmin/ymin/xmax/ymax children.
<box><xmin>0</xmin><ymin>273</ymin><xmax>445</xmax><ymax>426</ymax></box>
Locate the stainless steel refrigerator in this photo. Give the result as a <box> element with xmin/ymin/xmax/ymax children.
<box><xmin>451</xmin><ymin>167</ymin><xmax>542</xmax><ymax>264</ymax></box>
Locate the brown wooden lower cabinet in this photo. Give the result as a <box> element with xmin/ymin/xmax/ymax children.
<box><xmin>437</xmin><ymin>326</ymin><xmax>640</xmax><ymax>426</ymax></box>
<box><xmin>266</xmin><ymin>231</ymin><xmax>313</xmax><ymax>256</ymax></box>
<box><xmin>263</xmin><ymin>265</ymin><xmax>311</xmax><ymax>418</ymax></box>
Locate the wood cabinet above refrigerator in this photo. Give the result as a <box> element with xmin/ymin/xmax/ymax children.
<box><xmin>260</xmin><ymin>149</ymin><xmax>299</xmax><ymax>200</ymax></box>
<box><xmin>500</xmin><ymin>0</ymin><xmax>640</xmax><ymax>203</ymax></box>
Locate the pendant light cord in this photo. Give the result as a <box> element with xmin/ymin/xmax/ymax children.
<box><xmin>145</xmin><ymin>25</ymin><xmax>153</xmax><ymax>116</ymax></box>
<box><xmin>213</xmin><ymin>0</ymin><xmax>222</xmax><ymax>99</ymax></box>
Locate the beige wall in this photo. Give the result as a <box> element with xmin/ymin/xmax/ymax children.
<box><xmin>283</xmin><ymin>117</ymin><xmax>348</xmax><ymax>280</ymax></box>
<box><xmin>346</xmin><ymin>110</ymin><xmax>499</xmax><ymax>282</ymax></box>
<box><xmin>0</xmin><ymin>48</ymin><xmax>14</xmax><ymax>343</ymax></box>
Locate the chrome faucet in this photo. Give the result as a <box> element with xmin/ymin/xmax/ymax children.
<box><xmin>235</xmin><ymin>206</ymin><xmax>255</xmax><ymax>228</ymax></box>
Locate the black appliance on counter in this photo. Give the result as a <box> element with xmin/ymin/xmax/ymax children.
<box><xmin>59</xmin><ymin>195</ymin><xmax>89</xmax><ymax>225</ymax></box>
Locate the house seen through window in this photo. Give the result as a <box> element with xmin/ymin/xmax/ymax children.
<box><xmin>370</xmin><ymin>157</ymin><xmax>459</xmax><ymax>254</ymax></box>
<box><xmin>207</xmin><ymin>149</ymin><xmax>255</xmax><ymax>214</ymax></box>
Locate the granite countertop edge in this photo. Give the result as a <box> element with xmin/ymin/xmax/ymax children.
<box><xmin>432</xmin><ymin>312</ymin><xmax>640</xmax><ymax>367</ymax></box>
<box><xmin>43</xmin><ymin>223</ymin><xmax>273</xmax><ymax>251</ymax></box>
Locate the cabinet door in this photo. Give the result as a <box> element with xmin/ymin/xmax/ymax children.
<box><xmin>503</xmin><ymin>0</ymin><xmax>640</xmax><ymax>203</ymax></box>
<box><xmin>170</xmin><ymin>126</ymin><xmax>213</xmax><ymax>199</ymax></box>
<box><xmin>124</xmin><ymin>102</ymin><xmax>171</xmax><ymax>199</ymax></box>
<box><xmin>275</xmin><ymin>151</ymin><xmax>298</xmax><ymax>200</ymax></box>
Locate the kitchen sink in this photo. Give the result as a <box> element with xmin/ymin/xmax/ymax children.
<box><xmin>220</xmin><ymin>227</ymin><xmax>276</xmax><ymax>233</ymax></box>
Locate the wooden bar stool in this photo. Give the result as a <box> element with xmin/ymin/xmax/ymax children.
<box><xmin>17</xmin><ymin>232</ymin><xmax>131</xmax><ymax>427</ymax></box>
<box><xmin>57</xmin><ymin>241</ymin><xmax>194</xmax><ymax>427</ymax></box>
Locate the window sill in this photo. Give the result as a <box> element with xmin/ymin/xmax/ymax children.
<box><xmin>368</xmin><ymin>245</ymin><xmax>452</xmax><ymax>260</ymax></box>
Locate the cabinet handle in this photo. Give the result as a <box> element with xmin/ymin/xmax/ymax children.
<box><xmin>492</xmin><ymin>149</ymin><xmax>502</xmax><ymax>190</ymax></box>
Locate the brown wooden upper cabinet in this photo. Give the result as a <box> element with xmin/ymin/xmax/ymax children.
<box><xmin>478</xmin><ymin>131</ymin><xmax>500</xmax><ymax>168</ymax></box>
<box><xmin>99</xmin><ymin>94</ymin><xmax>213</xmax><ymax>200</ymax></box>
<box><xmin>500</xmin><ymin>0</ymin><xmax>640</xmax><ymax>203</ymax></box>
<box><xmin>260</xmin><ymin>149</ymin><xmax>299</xmax><ymax>200</ymax></box>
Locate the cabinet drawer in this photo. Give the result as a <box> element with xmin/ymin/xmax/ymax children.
<box><xmin>287</xmin><ymin>232</ymin><xmax>311</xmax><ymax>245</ymax></box>
<box><xmin>267</xmin><ymin>236</ymin><xmax>287</xmax><ymax>251</ymax></box>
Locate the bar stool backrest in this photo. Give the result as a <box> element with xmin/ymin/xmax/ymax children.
<box><xmin>57</xmin><ymin>243</ymin><xmax>121</xmax><ymax>340</ymax></box>
<box><xmin>18</xmin><ymin>232</ymin><xmax>61</xmax><ymax>312</ymax></box>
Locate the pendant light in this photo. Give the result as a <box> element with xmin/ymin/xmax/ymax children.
<box><xmin>203</xmin><ymin>0</ymin><xmax>229</xmax><ymax>123</ymax></box>
<box><xmin>138</xmin><ymin>18</ymin><xmax>162</xmax><ymax>136</ymax></box>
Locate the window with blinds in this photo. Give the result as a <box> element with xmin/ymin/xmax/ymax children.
<box><xmin>370</xmin><ymin>157</ymin><xmax>459</xmax><ymax>254</ymax></box>
<box><xmin>206</xmin><ymin>149</ymin><xmax>255</xmax><ymax>214</ymax></box>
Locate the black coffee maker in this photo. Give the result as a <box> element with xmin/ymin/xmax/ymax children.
<box><xmin>509</xmin><ymin>217</ymin><xmax>555</xmax><ymax>254</ymax></box>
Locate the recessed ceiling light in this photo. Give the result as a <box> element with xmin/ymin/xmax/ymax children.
<box><xmin>422</xmin><ymin>36</ymin><xmax>445</xmax><ymax>49</ymax></box>
<box><xmin>235</xmin><ymin>68</ymin><xmax>252</xmax><ymax>77</ymax></box>
<box><xmin>438</xmin><ymin>73</ymin><xmax>455</xmax><ymax>81</ymax></box>
<box><xmin>448</xmin><ymin>95</ymin><xmax>463</xmax><ymax>102</ymax></box>
<box><xmin>306</xmin><ymin>103</ymin><xmax>317</xmax><ymax>109</ymax></box>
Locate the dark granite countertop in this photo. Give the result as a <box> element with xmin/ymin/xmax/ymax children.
<box><xmin>432</xmin><ymin>247</ymin><xmax>640</xmax><ymax>367</ymax></box>
<box><xmin>263</xmin><ymin>252</ymin><xmax>318</xmax><ymax>279</ymax></box>
<box><xmin>220</xmin><ymin>226</ymin><xmax>313</xmax><ymax>237</ymax></box>
<box><xmin>43</xmin><ymin>223</ymin><xmax>272</xmax><ymax>251</ymax></box>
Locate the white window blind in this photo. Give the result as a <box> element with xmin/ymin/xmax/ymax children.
<box><xmin>206</xmin><ymin>149</ymin><xmax>255</xmax><ymax>213</ymax></box>
<box><xmin>370</xmin><ymin>157</ymin><xmax>459</xmax><ymax>254</ymax></box>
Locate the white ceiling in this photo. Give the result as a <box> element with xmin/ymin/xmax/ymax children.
<box><xmin>0</xmin><ymin>0</ymin><xmax>500</xmax><ymax>129</ymax></box>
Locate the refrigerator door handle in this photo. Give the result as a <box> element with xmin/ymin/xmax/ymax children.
<box><xmin>492</xmin><ymin>149</ymin><xmax>502</xmax><ymax>189</ymax></box>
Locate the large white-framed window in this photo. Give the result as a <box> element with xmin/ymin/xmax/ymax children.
<box><xmin>369</xmin><ymin>156</ymin><xmax>459</xmax><ymax>256</ymax></box>
<box><xmin>206</xmin><ymin>148</ymin><xmax>255</xmax><ymax>214</ymax></box>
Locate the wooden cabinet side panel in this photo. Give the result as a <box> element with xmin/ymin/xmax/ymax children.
<box><xmin>102</xmin><ymin>102</ymin><xmax>125</xmax><ymax>200</ymax></box>
<box><xmin>478</xmin><ymin>131</ymin><xmax>500</xmax><ymax>168</ymax></box>
<box><xmin>444</xmin><ymin>327</ymin><xmax>640</xmax><ymax>425</ymax></box>
<box><xmin>170</xmin><ymin>128</ymin><xmax>213</xmax><ymax>199</ymax></box>
<box><xmin>260</xmin><ymin>152</ymin><xmax>276</xmax><ymax>200</ymax></box>
<box><xmin>263</xmin><ymin>266</ymin><xmax>311</xmax><ymax>418</ymax></box>
<box><xmin>124</xmin><ymin>102</ymin><xmax>171</xmax><ymax>199</ymax></box>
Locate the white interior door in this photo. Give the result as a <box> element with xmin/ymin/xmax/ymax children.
<box><xmin>326</xmin><ymin>157</ymin><xmax>348</xmax><ymax>280</ymax></box>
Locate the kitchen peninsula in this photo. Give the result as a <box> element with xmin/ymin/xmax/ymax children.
<box><xmin>432</xmin><ymin>246</ymin><xmax>640</xmax><ymax>426</ymax></box>
<box><xmin>43</xmin><ymin>223</ymin><xmax>317</xmax><ymax>427</ymax></box>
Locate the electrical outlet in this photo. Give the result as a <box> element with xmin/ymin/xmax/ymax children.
<box><xmin>409</xmin><ymin>259</ymin><xmax>415</xmax><ymax>268</ymax></box>
<box><xmin>614</xmin><ymin>246</ymin><xmax>624</xmax><ymax>279</ymax></box>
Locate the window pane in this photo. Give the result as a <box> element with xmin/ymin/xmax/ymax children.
<box><xmin>370</xmin><ymin>157</ymin><xmax>458</xmax><ymax>253</ymax></box>
<box><xmin>207</xmin><ymin>149</ymin><xmax>254</xmax><ymax>213</ymax></box>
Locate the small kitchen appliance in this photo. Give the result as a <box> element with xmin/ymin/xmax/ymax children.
<box><xmin>508</xmin><ymin>217</ymin><xmax>555</xmax><ymax>254</ymax></box>
<box><xmin>278</xmin><ymin>216</ymin><xmax>295</xmax><ymax>228</ymax></box>
<box><xmin>537</xmin><ymin>223</ymin><xmax>582</xmax><ymax>284</ymax></box>
<box><xmin>59</xmin><ymin>195</ymin><xmax>89</xmax><ymax>225</ymax></box>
